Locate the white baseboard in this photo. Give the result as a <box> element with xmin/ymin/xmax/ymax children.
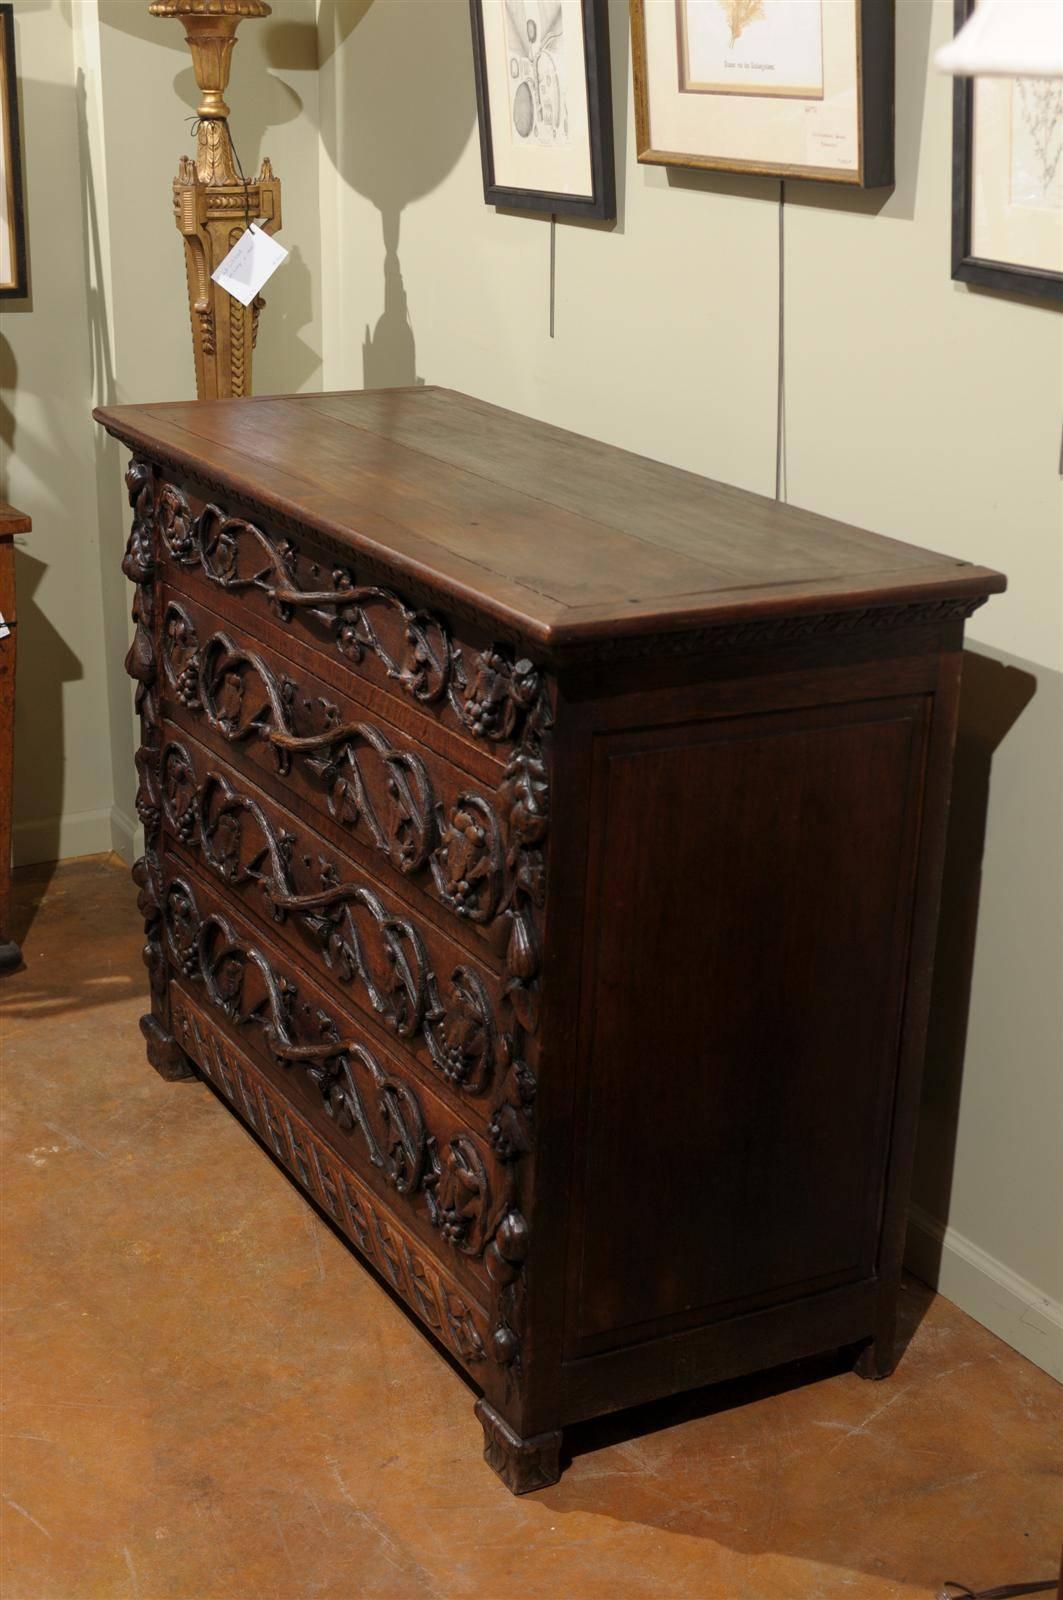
<box><xmin>109</xmin><ymin>805</ymin><xmax>142</xmax><ymax>866</ymax></box>
<box><xmin>906</xmin><ymin>1203</ymin><xmax>1063</xmax><ymax>1381</ymax></box>
<box><xmin>11</xmin><ymin>804</ymin><xmax>143</xmax><ymax>868</ymax></box>
<box><xmin>12</xmin><ymin>806</ymin><xmax>116</xmax><ymax>867</ymax></box>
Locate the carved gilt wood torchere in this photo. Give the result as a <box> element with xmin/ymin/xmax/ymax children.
<box><xmin>94</xmin><ymin>387</ymin><xmax>1005</xmax><ymax>1493</ymax></box>
<box><xmin>150</xmin><ymin>0</ymin><xmax>281</xmax><ymax>399</ymax></box>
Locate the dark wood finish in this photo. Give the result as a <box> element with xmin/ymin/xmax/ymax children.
<box><xmin>0</xmin><ymin>499</ymin><xmax>28</xmax><ymax>972</ymax></box>
<box><xmin>474</xmin><ymin>1398</ymin><xmax>562</xmax><ymax>1495</ymax></box>
<box><xmin>568</xmin><ymin>697</ymin><xmax>930</xmax><ymax>1357</ymax></box>
<box><xmin>950</xmin><ymin>0</ymin><xmax>1063</xmax><ymax>304</ymax></box>
<box><xmin>630</xmin><ymin>0</ymin><xmax>894</xmax><ymax>188</ymax></box>
<box><xmin>95</xmin><ymin>386</ymin><xmax>1004</xmax><ymax>1494</ymax></box>
<box><xmin>90</xmin><ymin>388</ymin><xmax>1002</xmax><ymax>650</ymax></box>
<box><xmin>157</xmin><ymin>852</ymin><xmax>511</xmax><ymax>1287</ymax></box>
<box><xmin>469</xmin><ymin>0</ymin><xmax>615</xmax><ymax>222</ymax></box>
<box><xmin>158</xmin><ymin>722</ymin><xmax>512</xmax><ymax>1103</ymax></box>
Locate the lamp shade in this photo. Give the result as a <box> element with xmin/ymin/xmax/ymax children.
<box><xmin>935</xmin><ymin>0</ymin><xmax>1063</xmax><ymax>77</ymax></box>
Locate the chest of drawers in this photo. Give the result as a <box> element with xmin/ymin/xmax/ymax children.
<box><xmin>95</xmin><ymin>387</ymin><xmax>1004</xmax><ymax>1493</ymax></box>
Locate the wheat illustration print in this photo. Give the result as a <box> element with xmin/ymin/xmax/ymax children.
<box><xmin>718</xmin><ymin>0</ymin><xmax>766</xmax><ymax>47</ymax></box>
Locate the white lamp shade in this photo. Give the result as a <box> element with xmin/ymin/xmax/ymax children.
<box><xmin>935</xmin><ymin>0</ymin><xmax>1063</xmax><ymax>77</ymax></box>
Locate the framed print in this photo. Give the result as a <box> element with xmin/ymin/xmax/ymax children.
<box><xmin>630</xmin><ymin>0</ymin><xmax>894</xmax><ymax>186</ymax></box>
<box><xmin>469</xmin><ymin>0</ymin><xmax>616</xmax><ymax>221</ymax></box>
<box><xmin>0</xmin><ymin>3</ymin><xmax>26</xmax><ymax>299</ymax></box>
<box><xmin>951</xmin><ymin>0</ymin><xmax>1063</xmax><ymax>303</ymax></box>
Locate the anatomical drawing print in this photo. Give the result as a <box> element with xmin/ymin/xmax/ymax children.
<box><xmin>503</xmin><ymin>1</ymin><xmax>571</xmax><ymax>146</ymax></box>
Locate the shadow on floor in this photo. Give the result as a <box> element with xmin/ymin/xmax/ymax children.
<box><xmin>0</xmin><ymin>853</ymin><xmax>141</xmax><ymax>1019</ymax></box>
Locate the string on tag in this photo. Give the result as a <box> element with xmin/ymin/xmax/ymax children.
<box><xmin>185</xmin><ymin>116</ymin><xmax>254</xmax><ymax>234</ymax></box>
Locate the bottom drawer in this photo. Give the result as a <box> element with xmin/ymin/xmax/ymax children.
<box><xmin>170</xmin><ymin>985</ymin><xmax>494</xmax><ymax>1375</ymax></box>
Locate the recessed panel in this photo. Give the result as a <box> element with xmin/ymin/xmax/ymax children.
<box><xmin>568</xmin><ymin>698</ymin><xmax>928</xmax><ymax>1355</ymax></box>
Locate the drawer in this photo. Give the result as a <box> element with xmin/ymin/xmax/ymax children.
<box><xmin>150</xmin><ymin>469</ymin><xmax>548</xmax><ymax>759</ymax></box>
<box><xmin>157</xmin><ymin>586</ymin><xmax>543</xmax><ymax>962</ymax></box>
<box><xmin>157</xmin><ymin>722</ymin><xmax>517</xmax><ymax>1114</ymax></box>
<box><xmin>169</xmin><ymin>984</ymin><xmax>494</xmax><ymax>1376</ymax></box>
<box><xmin>157</xmin><ymin>853</ymin><xmax>527</xmax><ymax>1295</ymax></box>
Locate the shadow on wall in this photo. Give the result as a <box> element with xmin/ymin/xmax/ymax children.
<box><xmin>5</xmin><ymin>548</ymin><xmax>83</xmax><ymax>870</ymax></box>
<box><xmin>101</xmin><ymin>0</ymin><xmax>323</xmax><ymax>396</ymax></box>
<box><xmin>911</xmin><ymin>647</ymin><xmax>1039</xmax><ymax>1262</ymax></box>
<box><xmin>75</xmin><ymin>66</ymin><xmax>138</xmax><ymax>851</ymax></box>
<box><xmin>318</xmin><ymin>0</ymin><xmax>476</xmax><ymax>388</ymax></box>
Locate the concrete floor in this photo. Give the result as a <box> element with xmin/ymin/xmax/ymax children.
<box><xmin>1</xmin><ymin>854</ymin><xmax>1060</xmax><ymax>1600</ymax></box>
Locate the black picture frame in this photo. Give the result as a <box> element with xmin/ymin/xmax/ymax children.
<box><xmin>0</xmin><ymin>3</ymin><xmax>27</xmax><ymax>301</ymax></box>
<box><xmin>951</xmin><ymin>0</ymin><xmax>1063</xmax><ymax>304</ymax></box>
<box><xmin>469</xmin><ymin>0</ymin><xmax>616</xmax><ymax>222</ymax></box>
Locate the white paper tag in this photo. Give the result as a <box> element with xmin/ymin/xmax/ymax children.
<box><xmin>0</xmin><ymin>613</ymin><xmax>9</xmax><ymax>641</ymax></box>
<box><xmin>211</xmin><ymin>224</ymin><xmax>289</xmax><ymax>307</ymax></box>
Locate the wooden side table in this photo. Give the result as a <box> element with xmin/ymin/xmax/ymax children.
<box><xmin>0</xmin><ymin>500</ymin><xmax>28</xmax><ymax>973</ymax></box>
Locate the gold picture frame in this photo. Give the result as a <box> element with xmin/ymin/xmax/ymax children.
<box><xmin>631</xmin><ymin>0</ymin><xmax>894</xmax><ymax>186</ymax></box>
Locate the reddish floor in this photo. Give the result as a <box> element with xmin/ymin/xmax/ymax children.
<box><xmin>2</xmin><ymin>854</ymin><xmax>1060</xmax><ymax>1600</ymax></box>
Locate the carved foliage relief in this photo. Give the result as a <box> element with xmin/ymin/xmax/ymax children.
<box><xmin>122</xmin><ymin>462</ymin><xmax>169</xmax><ymax>1028</ymax></box>
<box><xmin>154</xmin><ymin>487</ymin><xmax>545</xmax><ymax>746</ymax></box>
<box><xmin>160</xmin><ymin>871</ymin><xmax>508</xmax><ymax>1275</ymax></box>
<box><xmin>160</xmin><ymin>737</ymin><xmax>503</xmax><ymax>1097</ymax></box>
<box><xmin>123</xmin><ymin>467</ymin><xmax>552</xmax><ymax>1380</ymax></box>
<box><xmin>171</xmin><ymin>990</ymin><xmax>489</xmax><ymax>1368</ymax></box>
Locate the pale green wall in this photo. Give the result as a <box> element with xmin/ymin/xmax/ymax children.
<box><xmin>316</xmin><ymin>0</ymin><xmax>1063</xmax><ymax>1373</ymax></box>
<box><xmin>0</xmin><ymin>0</ymin><xmax>323</xmax><ymax>867</ymax></box>
<box><xmin>0</xmin><ymin>1</ymin><xmax>115</xmax><ymax>866</ymax></box>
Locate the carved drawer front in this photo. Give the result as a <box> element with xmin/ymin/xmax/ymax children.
<box><xmin>157</xmin><ymin>855</ymin><xmax>531</xmax><ymax>1300</ymax></box>
<box><xmin>169</xmin><ymin>985</ymin><xmax>494</xmax><ymax>1374</ymax></box>
<box><xmin>157</xmin><ymin>723</ymin><xmax>515</xmax><ymax>1116</ymax></box>
<box><xmin>157</xmin><ymin>586</ymin><xmax>547</xmax><ymax>983</ymax></box>
<box><xmin>150</xmin><ymin>471</ymin><xmax>546</xmax><ymax>758</ymax></box>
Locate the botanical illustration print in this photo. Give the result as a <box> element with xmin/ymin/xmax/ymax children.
<box><xmin>502</xmin><ymin>0</ymin><xmax>570</xmax><ymax>147</ymax></box>
<box><xmin>718</xmin><ymin>0</ymin><xmax>765</xmax><ymax>48</ymax></box>
<box><xmin>677</xmin><ymin>0</ymin><xmax>823</xmax><ymax>99</ymax></box>
<box><xmin>1011</xmin><ymin>77</ymin><xmax>1063</xmax><ymax>210</ymax></box>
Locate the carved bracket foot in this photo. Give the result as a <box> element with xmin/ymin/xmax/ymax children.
<box><xmin>140</xmin><ymin>1013</ymin><xmax>197</xmax><ymax>1082</ymax></box>
<box><xmin>853</xmin><ymin>1335</ymin><xmax>897</xmax><ymax>1382</ymax></box>
<box><xmin>0</xmin><ymin>940</ymin><xmax>23</xmax><ymax>975</ymax></box>
<box><xmin>474</xmin><ymin>1398</ymin><xmax>562</xmax><ymax>1495</ymax></box>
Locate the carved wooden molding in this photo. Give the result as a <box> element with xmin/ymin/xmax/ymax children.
<box><xmin>124</xmin><ymin>456</ymin><xmax>545</xmax><ymax>1380</ymax></box>
<box><xmin>171</xmin><ymin>989</ymin><xmax>491</xmax><ymax>1368</ymax></box>
<box><xmin>556</xmin><ymin>595</ymin><xmax>990</xmax><ymax>664</ymax></box>
<box><xmin>154</xmin><ymin>482</ymin><xmax>550</xmax><ymax>746</ymax></box>
<box><xmin>474</xmin><ymin>1399</ymin><xmax>561</xmax><ymax>1494</ymax></box>
<box><xmin>158</xmin><ymin>603</ymin><xmax>520</xmax><ymax>931</ymax></box>
<box><xmin>161</xmin><ymin>870</ymin><xmax>526</xmax><ymax>1279</ymax></box>
<box><xmin>160</xmin><ymin>735</ymin><xmax>505</xmax><ymax>1096</ymax></box>
<box><xmin>101</xmin><ymin>452</ymin><xmax>995</xmax><ymax>664</ymax></box>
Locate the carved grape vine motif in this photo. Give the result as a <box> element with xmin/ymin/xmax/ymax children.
<box><xmin>126</xmin><ymin>465</ymin><xmax>552</xmax><ymax>1382</ymax></box>
<box><xmin>164</xmin><ymin>878</ymin><xmax>519</xmax><ymax>1280</ymax></box>
<box><xmin>151</xmin><ymin>484</ymin><xmax>548</xmax><ymax>746</ymax></box>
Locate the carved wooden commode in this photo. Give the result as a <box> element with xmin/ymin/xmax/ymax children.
<box><xmin>95</xmin><ymin>388</ymin><xmax>1004</xmax><ymax>1494</ymax></box>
